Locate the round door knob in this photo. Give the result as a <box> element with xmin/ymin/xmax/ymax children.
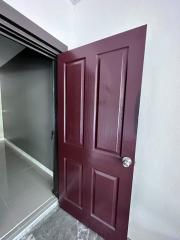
<box><xmin>122</xmin><ymin>157</ymin><xmax>132</xmax><ymax>168</ymax></box>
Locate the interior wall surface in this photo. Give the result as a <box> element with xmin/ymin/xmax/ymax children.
<box><xmin>0</xmin><ymin>34</ymin><xmax>25</xmax><ymax>140</ymax></box>
<box><xmin>0</xmin><ymin>84</ymin><xmax>3</xmax><ymax>140</ymax></box>
<box><xmin>0</xmin><ymin>49</ymin><xmax>54</xmax><ymax>170</ymax></box>
<box><xmin>0</xmin><ymin>35</ymin><xmax>25</xmax><ymax>68</ymax></box>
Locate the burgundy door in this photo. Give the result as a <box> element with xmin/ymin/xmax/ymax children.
<box><xmin>57</xmin><ymin>25</ymin><xmax>146</xmax><ymax>240</ymax></box>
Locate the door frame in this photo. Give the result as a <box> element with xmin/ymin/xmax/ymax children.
<box><xmin>0</xmin><ymin>1</ymin><xmax>67</xmax><ymax>197</ymax></box>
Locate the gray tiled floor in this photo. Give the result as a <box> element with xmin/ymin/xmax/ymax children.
<box><xmin>0</xmin><ymin>140</ymin><xmax>53</xmax><ymax>239</ymax></box>
<box><xmin>21</xmin><ymin>208</ymin><xmax>103</xmax><ymax>240</ymax></box>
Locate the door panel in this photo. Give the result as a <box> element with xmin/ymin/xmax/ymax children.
<box><xmin>58</xmin><ymin>25</ymin><xmax>146</xmax><ymax>240</ymax></box>
<box><xmin>64</xmin><ymin>59</ymin><xmax>85</xmax><ymax>146</ymax></box>
<box><xmin>64</xmin><ymin>158</ymin><xmax>83</xmax><ymax>208</ymax></box>
<box><xmin>95</xmin><ymin>48</ymin><xmax>128</xmax><ymax>155</ymax></box>
<box><xmin>91</xmin><ymin>169</ymin><xmax>118</xmax><ymax>229</ymax></box>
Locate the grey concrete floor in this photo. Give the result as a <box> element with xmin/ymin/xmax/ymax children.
<box><xmin>21</xmin><ymin>208</ymin><xmax>103</xmax><ymax>240</ymax></box>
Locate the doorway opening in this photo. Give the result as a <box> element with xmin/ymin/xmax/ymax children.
<box><xmin>0</xmin><ymin>34</ymin><xmax>56</xmax><ymax>239</ymax></box>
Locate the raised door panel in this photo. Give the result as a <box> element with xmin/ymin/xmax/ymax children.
<box><xmin>64</xmin><ymin>158</ymin><xmax>83</xmax><ymax>208</ymax></box>
<box><xmin>91</xmin><ymin>169</ymin><xmax>118</xmax><ymax>230</ymax></box>
<box><xmin>64</xmin><ymin>59</ymin><xmax>85</xmax><ymax>146</ymax></box>
<box><xmin>95</xmin><ymin>48</ymin><xmax>128</xmax><ymax>155</ymax></box>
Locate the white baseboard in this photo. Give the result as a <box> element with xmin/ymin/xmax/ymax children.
<box><xmin>2</xmin><ymin>196</ymin><xmax>58</xmax><ymax>240</ymax></box>
<box><xmin>5</xmin><ymin>139</ymin><xmax>53</xmax><ymax>177</ymax></box>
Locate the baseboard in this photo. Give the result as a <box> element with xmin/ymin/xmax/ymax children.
<box><xmin>5</xmin><ymin>139</ymin><xmax>53</xmax><ymax>177</ymax></box>
<box><xmin>2</xmin><ymin>196</ymin><xmax>58</xmax><ymax>240</ymax></box>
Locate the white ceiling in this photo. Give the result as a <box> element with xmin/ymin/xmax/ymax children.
<box><xmin>69</xmin><ymin>0</ymin><xmax>82</xmax><ymax>5</ymax></box>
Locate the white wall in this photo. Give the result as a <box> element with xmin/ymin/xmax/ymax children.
<box><xmin>2</xmin><ymin>1</ymin><xmax>180</xmax><ymax>239</ymax></box>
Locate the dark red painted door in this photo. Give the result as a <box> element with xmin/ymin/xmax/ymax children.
<box><xmin>57</xmin><ymin>25</ymin><xmax>146</xmax><ymax>240</ymax></box>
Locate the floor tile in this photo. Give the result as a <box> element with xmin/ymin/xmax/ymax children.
<box><xmin>5</xmin><ymin>145</ymin><xmax>33</xmax><ymax>176</ymax></box>
<box><xmin>0</xmin><ymin>197</ymin><xmax>14</xmax><ymax>237</ymax></box>
<box><xmin>0</xmin><ymin>141</ymin><xmax>53</xmax><ymax>239</ymax></box>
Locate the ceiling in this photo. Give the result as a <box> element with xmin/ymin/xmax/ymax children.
<box><xmin>69</xmin><ymin>0</ymin><xmax>82</xmax><ymax>5</ymax></box>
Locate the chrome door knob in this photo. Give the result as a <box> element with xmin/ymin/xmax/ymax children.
<box><xmin>122</xmin><ymin>157</ymin><xmax>132</xmax><ymax>168</ymax></box>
